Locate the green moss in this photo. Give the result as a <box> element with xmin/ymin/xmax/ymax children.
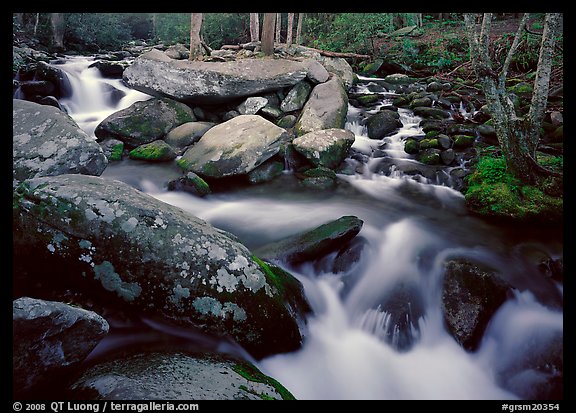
<box><xmin>357</xmin><ymin>95</ymin><xmax>380</xmax><ymax>106</ymax></box>
<box><xmin>176</xmin><ymin>157</ymin><xmax>193</xmax><ymax>171</ymax></box>
<box><xmin>419</xmin><ymin>138</ymin><xmax>439</xmax><ymax>149</ymax></box>
<box><xmin>109</xmin><ymin>143</ymin><xmax>124</xmax><ymax>161</ymax></box>
<box><xmin>425</xmin><ymin>130</ymin><xmax>440</xmax><ymax>139</ymax></box>
<box><xmin>418</xmin><ymin>149</ymin><xmax>441</xmax><ymax>165</ymax></box>
<box><xmin>129</xmin><ymin>141</ymin><xmax>176</xmax><ymax>162</ymax></box>
<box><xmin>404</xmin><ymin>139</ymin><xmax>419</xmax><ymax>154</ymax></box>
<box><xmin>232</xmin><ymin>361</ymin><xmax>296</xmax><ymax>400</ymax></box>
<box><xmin>507</xmin><ymin>82</ymin><xmax>533</xmax><ymax>95</ymax></box>
<box><xmin>452</xmin><ymin>135</ymin><xmax>475</xmax><ymax>149</ymax></box>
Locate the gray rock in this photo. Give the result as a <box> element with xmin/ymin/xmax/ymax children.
<box><xmin>13</xmin><ymin>99</ymin><xmax>108</xmax><ymax>185</ymax></box>
<box><xmin>418</xmin><ymin>148</ymin><xmax>442</xmax><ymax>165</ymax></box>
<box><xmin>426</xmin><ymin>81</ymin><xmax>451</xmax><ymax>92</ymax></box>
<box><xmin>178</xmin><ymin>115</ymin><xmax>289</xmax><ymax>178</ymax></box>
<box><xmin>304</xmin><ymin>59</ymin><xmax>330</xmax><ymax>84</ymax></box>
<box><xmin>409</xmin><ymin>97</ymin><xmax>432</xmax><ymax>108</ymax></box>
<box><xmin>35</xmin><ymin>61</ymin><xmax>72</xmax><ymax>98</ymax></box>
<box><xmin>164</xmin><ymin>43</ymin><xmax>190</xmax><ymax>60</ymax></box>
<box><xmin>164</xmin><ymin>121</ymin><xmax>215</xmax><ymax>148</ymax></box>
<box><xmin>99</xmin><ymin>138</ymin><xmax>125</xmax><ymax>161</ymax></box>
<box><xmin>366</xmin><ymin>109</ymin><xmax>403</xmax><ymax>139</ymax></box>
<box><xmin>260</xmin><ymin>106</ymin><xmax>283</xmax><ymax>120</ymax></box>
<box><xmin>123</xmin><ymin>49</ymin><xmax>309</xmax><ymax>104</ymax></box>
<box><xmin>318</xmin><ymin>56</ymin><xmax>355</xmax><ymax>89</ymax></box>
<box><xmin>477</xmin><ymin>124</ymin><xmax>497</xmax><ymax>139</ymax></box>
<box><xmin>384</xmin><ymin>73</ymin><xmax>412</xmax><ymax>84</ymax></box>
<box><xmin>413</xmin><ymin>106</ymin><xmax>451</xmax><ymax>119</ymax></box>
<box><xmin>89</xmin><ymin>60</ymin><xmax>129</xmax><ymax>78</ymax></box>
<box><xmin>437</xmin><ymin>134</ymin><xmax>452</xmax><ymax>149</ymax></box>
<box><xmin>440</xmin><ymin>148</ymin><xmax>455</xmax><ymax>165</ymax></box>
<box><xmin>13</xmin><ymin>174</ymin><xmax>310</xmax><ymax>359</ymax></box>
<box><xmin>238</xmin><ymin>97</ymin><xmax>269</xmax><ymax>115</ymax></box>
<box><xmin>95</xmin><ymin>98</ymin><xmax>195</xmax><ymax>148</ymax></box>
<box><xmin>247</xmin><ymin>160</ymin><xmax>285</xmax><ymax>184</ymax></box>
<box><xmin>300</xmin><ymin>167</ymin><xmax>338</xmax><ymax>190</ymax></box>
<box><xmin>19</xmin><ymin>80</ymin><xmax>55</xmax><ymax>96</ymax></box>
<box><xmin>442</xmin><ymin>259</ymin><xmax>511</xmax><ymax>351</ymax></box>
<box><xmin>69</xmin><ymin>352</ymin><xmax>295</xmax><ymax>400</ymax></box>
<box><xmin>277</xmin><ymin>115</ymin><xmax>297</xmax><ymax>129</ymax></box>
<box><xmin>280</xmin><ymin>81</ymin><xmax>312</xmax><ymax>112</ymax></box>
<box><xmin>295</xmin><ymin>77</ymin><xmax>349</xmax><ymax>135</ymax></box>
<box><xmin>13</xmin><ymin>297</ymin><xmax>109</xmax><ymax>394</ymax></box>
<box><xmin>254</xmin><ymin>215</ymin><xmax>363</xmax><ymax>265</ymax></box>
<box><xmin>292</xmin><ymin>128</ymin><xmax>355</xmax><ymax>169</ymax></box>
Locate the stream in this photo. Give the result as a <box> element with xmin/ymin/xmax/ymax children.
<box><xmin>51</xmin><ymin>57</ymin><xmax>563</xmax><ymax>400</ymax></box>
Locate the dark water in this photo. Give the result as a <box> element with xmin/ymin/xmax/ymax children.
<box><xmin>60</xmin><ymin>60</ymin><xmax>563</xmax><ymax>400</ymax></box>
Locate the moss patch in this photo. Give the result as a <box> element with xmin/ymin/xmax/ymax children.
<box><xmin>232</xmin><ymin>361</ymin><xmax>296</xmax><ymax>400</ymax></box>
<box><xmin>129</xmin><ymin>141</ymin><xmax>176</xmax><ymax>162</ymax></box>
<box><xmin>109</xmin><ymin>143</ymin><xmax>124</xmax><ymax>161</ymax></box>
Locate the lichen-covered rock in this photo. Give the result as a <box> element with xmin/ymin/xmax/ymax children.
<box><xmin>366</xmin><ymin>109</ymin><xmax>403</xmax><ymax>139</ymax></box>
<box><xmin>164</xmin><ymin>121</ymin><xmax>215</xmax><ymax>149</ymax></box>
<box><xmin>254</xmin><ymin>215</ymin><xmax>363</xmax><ymax>265</ymax></box>
<box><xmin>13</xmin><ymin>174</ymin><xmax>310</xmax><ymax>359</ymax></box>
<box><xmin>384</xmin><ymin>73</ymin><xmax>413</xmax><ymax>84</ymax></box>
<box><xmin>295</xmin><ymin>77</ymin><xmax>349</xmax><ymax>135</ymax></box>
<box><xmin>13</xmin><ymin>297</ymin><xmax>109</xmax><ymax>395</ymax></box>
<box><xmin>69</xmin><ymin>352</ymin><xmax>295</xmax><ymax>400</ymax></box>
<box><xmin>178</xmin><ymin>115</ymin><xmax>290</xmax><ymax>178</ymax></box>
<box><xmin>292</xmin><ymin>129</ymin><xmax>355</xmax><ymax>169</ymax></box>
<box><xmin>237</xmin><ymin>97</ymin><xmax>269</xmax><ymax>115</ymax></box>
<box><xmin>441</xmin><ymin>259</ymin><xmax>512</xmax><ymax>351</ymax></box>
<box><xmin>123</xmin><ymin>49</ymin><xmax>309</xmax><ymax>104</ymax></box>
<box><xmin>129</xmin><ymin>140</ymin><xmax>177</xmax><ymax>162</ymax></box>
<box><xmin>94</xmin><ymin>98</ymin><xmax>195</xmax><ymax>148</ymax></box>
<box><xmin>280</xmin><ymin>81</ymin><xmax>312</xmax><ymax>113</ymax></box>
<box><xmin>13</xmin><ymin>99</ymin><xmax>108</xmax><ymax>186</ymax></box>
<box><xmin>318</xmin><ymin>56</ymin><xmax>355</xmax><ymax>89</ymax></box>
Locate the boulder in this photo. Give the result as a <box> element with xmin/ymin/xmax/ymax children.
<box><xmin>254</xmin><ymin>215</ymin><xmax>363</xmax><ymax>265</ymax></box>
<box><xmin>13</xmin><ymin>297</ymin><xmax>109</xmax><ymax>395</ymax></box>
<box><xmin>413</xmin><ymin>106</ymin><xmax>451</xmax><ymax>119</ymax></box>
<box><xmin>247</xmin><ymin>160</ymin><xmax>285</xmax><ymax>184</ymax></box>
<box><xmin>317</xmin><ymin>56</ymin><xmax>355</xmax><ymax>89</ymax></box>
<box><xmin>89</xmin><ymin>60</ymin><xmax>129</xmax><ymax>78</ymax></box>
<box><xmin>13</xmin><ymin>174</ymin><xmax>310</xmax><ymax>359</ymax></box>
<box><xmin>69</xmin><ymin>352</ymin><xmax>295</xmax><ymax>400</ymax></box>
<box><xmin>418</xmin><ymin>148</ymin><xmax>442</xmax><ymax>165</ymax></box>
<box><xmin>304</xmin><ymin>59</ymin><xmax>330</xmax><ymax>84</ymax></box>
<box><xmin>452</xmin><ymin>135</ymin><xmax>476</xmax><ymax>149</ymax></box>
<box><xmin>164</xmin><ymin>43</ymin><xmax>190</xmax><ymax>60</ymax></box>
<box><xmin>13</xmin><ymin>99</ymin><xmax>107</xmax><ymax>185</ymax></box>
<box><xmin>295</xmin><ymin>77</ymin><xmax>349</xmax><ymax>135</ymax></box>
<box><xmin>277</xmin><ymin>115</ymin><xmax>297</xmax><ymax>129</ymax></box>
<box><xmin>237</xmin><ymin>97</ymin><xmax>269</xmax><ymax>115</ymax></box>
<box><xmin>442</xmin><ymin>259</ymin><xmax>512</xmax><ymax>351</ymax></box>
<box><xmin>167</xmin><ymin>172</ymin><xmax>212</xmax><ymax>197</ymax></box>
<box><xmin>384</xmin><ymin>73</ymin><xmax>413</xmax><ymax>84</ymax></box>
<box><xmin>128</xmin><ymin>140</ymin><xmax>177</xmax><ymax>162</ymax></box>
<box><xmin>300</xmin><ymin>167</ymin><xmax>338</xmax><ymax>190</ymax></box>
<box><xmin>123</xmin><ymin>49</ymin><xmax>309</xmax><ymax>104</ymax></box>
<box><xmin>95</xmin><ymin>98</ymin><xmax>195</xmax><ymax>148</ymax></box>
<box><xmin>280</xmin><ymin>81</ymin><xmax>312</xmax><ymax>112</ymax></box>
<box><xmin>365</xmin><ymin>109</ymin><xmax>403</xmax><ymax>139</ymax></box>
<box><xmin>99</xmin><ymin>139</ymin><xmax>125</xmax><ymax>161</ymax></box>
<box><xmin>178</xmin><ymin>115</ymin><xmax>289</xmax><ymax>178</ymax></box>
<box><xmin>164</xmin><ymin>121</ymin><xmax>215</xmax><ymax>149</ymax></box>
<box><xmin>35</xmin><ymin>61</ymin><xmax>72</xmax><ymax>98</ymax></box>
<box><xmin>404</xmin><ymin>138</ymin><xmax>420</xmax><ymax>154</ymax></box>
<box><xmin>292</xmin><ymin>128</ymin><xmax>355</xmax><ymax>169</ymax></box>
<box><xmin>19</xmin><ymin>80</ymin><xmax>55</xmax><ymax>97</ymax></box>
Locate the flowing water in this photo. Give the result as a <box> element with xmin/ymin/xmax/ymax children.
<box><xmin>52</xmin><ymin>58</ymin><xmax>563</xmax><ymax>400</ymax></box>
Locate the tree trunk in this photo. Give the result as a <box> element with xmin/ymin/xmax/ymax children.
<box><xmin>250</xmin><ymin>13</ymin><xmax>260</xmax><ymax>42</ymax></box>
<box><xmin>151</xmin><ymin>13</ymin><xmax>157</xmax><ymax>40</ymax></box>
<box><xmin>261</xmin><ymin>13</ymin><xmax>276</xmax><ymax>55</ymax></box>
<box><xmin>296</xmin><ymin>13</ymin><xmax>304</xmax><ymax>45</ymax></box>
<box><xmin>464</xmin><ymin>13</ymin><xmax>561</xmax><ymax>185</ymax></box>
<box><xmin>50</xmin><ymin>13</ymin><xmax>65</xmax><ymax>50</ymax></box>
<box><xmin>275</xmin><ymin>13</ymin><xmax>281</xmax><ymax>43</ymax></box>
<box><xmin>287</xmin><ymin>13</ymin><xmax>294</xmax><ymax>46</ymax></box>
<box><xmin>33</xmin><ymin>13</ymin><xmax>40</xmax><ymax>36</ymax></box>
<box><xmin>189</xmin><ymin>13</ymin><xmax>204</xmax><ymax>60</ymax></box>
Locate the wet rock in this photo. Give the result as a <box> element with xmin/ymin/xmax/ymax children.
<box><xmin>128</xmin><ymin>140</ymin><xmax>177</xmax><ymax>162</ymax></box>
<box><xmin>277</xmin><ymin>114</ymin><xmax>297</xmax><ymax>129</ymax></box>
<box><xmin>13</xmin><ymin>174</ymin><xmax>310</xmax><ymax>359</ymax></box>
<box><xmin>167</xmin><ymin>171</ymin><xmax>212</xmax><ymax>197</ymax></box>
<box><xmin>292</xmin><ymin>128</ymin><xmax>355</xmax><ymax>169</ymax></box>
<box><xmin>441</xmin><ymin>259</ymin><xmax>512</xmax><ymax>351</ymax></box>
<box><xmin>13</xmin><ymin>99</ymin><xmax>107</xmax><ymax>185</ymax></box>
<box><xmin>89</xmin><ymin>60</ymin><xmax>129</xmax><ymax>78</ymax></box>
<box><xmin>413</xmin><ymin>106</ymin><xmax>451</xmax><ymax>119</ymax></box>
<box><xmin>178</xmin><ymin>115</ymin><xmax>289</xmax><ymax>178</ymax></box>
<box><xmin>452</xmin><ymin>135</ymin><xmax>476</xmax><ymax>149</ymax></box>
<box><xmin>280</xmin><ymin>81</ymin><xmax>312</xmax><ymax>112</ymax></box>
<box><xmin>384</xmin><ymin>73</ymin><xmax>413</xmax><ymax>84</ymax></box>
<box><xmin>418</xmin><ymin>148</ymin><xmax>442</xmax><ymax>165</ymax></box>
<box><xmin>300</xmin><ymin>167</ymin><xmax>338</xmax><ymax>190</ymax></box>
<box><xmin>238</xmin><ymin>96</ymin><xmax>269</xmax><ymax>115</ymax></box>
<box><xmin>99</xmin><ymin>139</ymin><xmax>125</xmax><ymax>161</ymax></box>
<box><xmin>95</xmin><ymin>98</ymin><xmax>195</xmax><ymax>148</ymax></box>
<box><xmin>37</xmin><ymin>95</ymin><xmax>63</xmax><ymax>110</ymax></box>
<box><xmin>164</xmin><ymin>121</ymin><xmax>215</xmax><ymax>149</ymax></box>
<box><xmin>404</xmin><ymin>138</ymin><xmax>420</xmax><ymax>154</ymax></box>
<box><xmin>440</xmin><ymin>148</ymin><xmax>456</xmax><ymax>165</ymax></box>
<box><xmin>254</xmin><ymin>215</ymin><xmax>363</xmax><ymax>265</ymax></box>
<box><xmin>247</xmin><ymin>160</ymin><xmax>285</xmax><ymax>184</ymax></box>
<box><xmin>13</xmin><ymin>297</ymin><xmax>109</xmax><ymax>395</ymax></box>
<box><xmin>366</xmin><ymin>109</ymin><xmax>403</xmax><ymax>139</ymax></box>
<box><xmin>35</xmin><ymin>61</ymin><xmax>72</xmax><ymax>98</ymax></box>
<box><xmin>409</xmin><ymin>97</ymin><xmax>432</xmax><ymax>108</ymax></box>
<box><xmin>19</xmin><ymin>80</ymin><xmax>56</xmax><ymax>97</ymax></box>
<box><xmin>69</xmin><ymin>352</ymin><xmax>295</xmax><ymax>400</ymax></box>
<box><xmin>437</xmin><ymin>134</ymin><xmax>452</xmax><ymax>149</ymax></box>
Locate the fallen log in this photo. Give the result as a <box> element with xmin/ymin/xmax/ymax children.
<box><xmin>305</xmin><ymin>47</ymin><xmax>370</xmax><ymax>59</ymax></box>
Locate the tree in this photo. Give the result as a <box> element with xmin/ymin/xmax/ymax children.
<box><xmin>287</xmin><ymin>13</ymin><xmax>294</xmax><ymax>46</ymax></box>
<box><xmin>296</xmin><ymin>13</ymin><xmax>304</xmax><ymax>45</ymax></box>
<box><xmin>189</xmin><ymin>13</ymin><xmax>204</xmax><ymax>60</ymax></box>
<box><xmin>261</xmin><ymin>13</ymin><xmax>276</xmax><ymax>55</ymax></box>
<box><xmin>464</xmin><ymin>13</ymin><xmax>562</xmax><ymax>185</ymax></box>
<box><xmin>250</xmin><ymin>13</ymin><xmax>259</xmax><ymax>42</ymax></box>
<box><xmin>275</xmin><ymin>13</ymin><xmax>282</xmax><ymax>43</ymax></box>
<box><xmin>50</xmin><ymin>13</ymin><xmax>65</xmax><ymax>50</ymax></box>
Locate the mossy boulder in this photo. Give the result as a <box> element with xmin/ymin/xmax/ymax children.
<box><xmin>452</xmin><ymin>135</ymin><xmax>476</xmax><ymax>149</ymax></box>
<box><xmin>280</xmin><ymin>81</ymin><xmax>312</xmax><ymax>112</ymax></box>
<box><xmin>129</xmin><ymin>140</ymin><xmax>177</xmax><ymax>162</ymax></box>
<box><xmin>419</xmin><ymin>138</ymin><xmax>440</xmax><ymax>150</ymax></box>
<box><xmin>99</xmin><ymin>139</ymin><xmax>125</xmax><ymax>161</ymax></box>
<box><xmin>254</xmin><ymin>215</ymin><xmax>363</xmax><ymax>265</ymax></box>
<box><xmin>442</xmin><ymin>259</ymin><xmax>512</xmax><ymax>351</ymax></box>
<box><xmin>413</xmin><ymin>106</ymin><xmax>451</xmax><ymax>119</ymax></box>
<box><xmin>366</xmin><ymin>109</ymin><xmax>403</xmax><ymax>139</ymax></box>
<box><xmin>356</xmin><ymin>94</ymin><xmax>380</xmax><ymax>106</ymax></box>
<box><xmin>300</xmin><ymin>166</ymin><xmax>338</xmax><ymax>190</ymax></box>
<box><xmin>167</xmin><ymin>172</ymin><xmax>212</xmax><ymax>197</ymax></box>
<box><xmin>404</xmin><ymin>138</ymin><xmax>420</xmax><ymax>154</ymax></box>
<box><xmin>359</xmin><ymin>59</ymin><xmax>383</xmax><ymax>76</ymax></box>
<box><xmin>292</xmin><ymin>128</ymin><xmax>355</xmax><ymax>169</ymax></box>
<box><xmin>247</xmin><ymin>160</ymin><xmax>285</xmax><ymax>184</ymax></box>
<box><xmin>69</xmin><ymin>351</ymin><xmax>295</xmax><ymax>400</ymax></box>
<box><xmin>384</xmin><ymin>73</ymin><xmax>413</xmax><ymax>84</ymax></box>
<box><xmin>13</xmin><ymin>297</ymin><xmax>109</xmax><ymax>396</ymax></box>
<box><xmin>95</xmin><ymin>98</ymin><xmax>195</xmax><ymax>148</ymax></box>
<box><xmin>13</xmin><ymin>174</ymin><xmax>310</xmax><ymax>359</ymax></box>
<box><xmin>409</xmin><ymin>97</ymin><xmax>432</xmax><ymax>108</ymax></box>
<box><xmin>418</xmin><ymin>148</ymin><xmax>441</xmax><ymax>165</ymax></box>
<box><xmin>507</xmin><ymin>82</ymin><xmax>533</xmax><ymax>96</ymax></box>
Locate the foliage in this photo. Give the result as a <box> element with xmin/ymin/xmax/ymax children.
<box><xmin>64</xmin><ymin>14</ymin><xmax>133</xmax><ymax>52</ymax></box>
<box><xmin>154</xmin><ymin>13</ymin><xmax>190</xmax><ymax>45</ymax></box>
<box><xmin>202</xmin><ymin>13</ymin><xmax>249</xmax><ymax>49</ymax></box>
<box><xmin>464</xmin><ymin>150</ymin><xmax>562</xmax><ymax>222</ymax></box>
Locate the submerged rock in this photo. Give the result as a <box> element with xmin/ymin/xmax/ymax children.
<box><xmin>178</xmin><ymin>115</ymin><xmax>289</xmax><ymax>178</ymax></box>
<box><xmin>254</xmin><ymin>215</ymin><xmax>364</xmax><ymax>265</ymax></box>
<box><xmin>441</xmin><ymin>259</ymin><xmax>512</xmax><ymax>351</ymax></box>
<box><xmin>13</xmin><ymin>174</ymin><xmax>310</xmax><ymax>359</ymax></box>
<box><xmin>69</xmin><ymin>352</ymin><xmax>295</xmax><ymax>400</ymax></box>
<box><xmin>13</xmin><ymin>99</ymin><xmax>107</xmax><ymax>185</ymax></box>
<box><xmin>13</xmin><ymin>297</ymin><xmax>109</xmax><ymax>395</ymax></box>
<box><xmin>95</xmin><ymin>98</ymin><xmax>195</xmax><ymax>148</ymax></box>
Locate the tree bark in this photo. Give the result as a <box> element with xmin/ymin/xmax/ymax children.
<box><xmin>189</xmin><ymin>13</ymin><xmax>204</xmax><ymax>60</ymax></box>
<box><xmin>250</xmin><ymin>13</ymin><xmax>259</xmax><ymax>42</ymax></box>
<box><xmin>287</xmin><ymin>13</ymin><xmax>294</xmax><ymax>46</ymax></box>
<box><xmin>50</xmin><ymin>13</ymin><xmax>65</xmax><ymax>50</ymax></box>
<box><xmin>296</xmin><ymin>13</ymin><xmax>304</xmax><ymax>45</ymax></box>
<box><xmin>275</xmin><ymin>13</ymin><xmax>281</xmax><ymax>43</ymax></box>
<box><xmin>261</xmin><ymin>13</ymin><xmax>276</xmax><ymax>55</ymax></box>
